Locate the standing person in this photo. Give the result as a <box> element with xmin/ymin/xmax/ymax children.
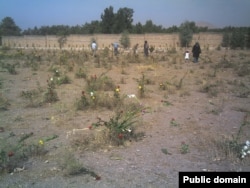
<box><xmin>192</xmin><ymin>42</ymin><xmax>201</xmax><ymax>63</ymax></box>
<box><xmin>184</xmin><ymin>50</ymin><xmax>190</xmax><ymax>63</ymax></box>
<box><xmin>144</xmin><ymin>40</ymin><xmax>149</xmax><ymax>57</ymax></box>
<box><xmin>133</xmin><ymin>43</ymin><xmax>139</xmax><ymax>56</ymax></box>
<box><xmin>113</xmin><ymin>42</ymin><xmax>119</xmax><ymax>56</ymax></box>
<box><xmin>91</xmin><ymin>40</ymin><xmax>97</xmax><ymax>57</ymax></box>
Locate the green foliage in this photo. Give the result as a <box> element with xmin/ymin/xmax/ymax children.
<box><xmin>230</xmin><ymin>29</ymin><xmax>245</xmax><ymax>49</ymax></box>
<box><xmin>75</xmin><ymin>91</ymin><xmax>90</xmax><ymax>110</ymax></box>
<box><xmin>114</xmin><ymin>8</ymin><xmax>134</xmax><ymax>33</ymax></box>
<box><xmin>0</xmin><ymin>94</ymin><xmax>10</xmax><ymax>111</ymax></box>
<box><xmin>237</xmin><ymin>62</ymin><xmax>250</xmax><ymax>77</ymax></box>
<box><xmin>55</xmin><ymin>74</ymin><xmax>71</xmax><ymax>85</ymax></box>
<box><xmin>43</xmin><ymin>79</ymin><xmax>59</xmax><ymax>103</ymax></box>
<box><xmin>59</xmin><ymin>152</ymin><xmax>100</xmax><ymax>178</ymax></box>
<box><xmin>92</xmin><ymin>106</ymin><xmax>142</xmax><ymax>145</ymax></box>
<box><xmin>180</xmin><ymin>142</ymin><xmax>189</xmax><ymax>154</ymax></box>
<box><xmin>119</xmin><ymin>31</ymin><xmax>130</xmax><ymax>49</ymax></box>
<box><xmin>75</xmin><ymin>68</ymin><xmax>87</xmax><ymax>79</ymax></box>
<box><xmin>2</xmin><ymin>63</ymin><xmax>17</xmax><ymax>75</ymax></box>
<box><xmin>75</xmin><ymin>88</ymin><xmax>124</xmax><ymax>111</ymax></box>
<box><xmin>86</xmin><ymin>74</ymin><xmax>115</xmax><ymax>92</ymax></box>
<box><xmin>101</xmin><ymin>6</ymin><xmax>115</xmax><ymax>33</ymax></box>
<box><xmin>133</xmin><ymin>22</ymin><xmax>144</xmax><ymax>34</ymax></box>
<box><xmin>246</xmin><ymin>28</ymin><xmax>250</xmax><ymax>49</ymax></box>
<box><xmin>58</xmin><ymin>35</ymin><xmax>67</xmax><ymax>49</ymax></box>
<box><xmin>142</xmin><ymin>20</ymin><xmax>166</xmax><ymax>33</ymax></box>
<box><xmin>0</xmin><ymin>132</ymin><xmax>47</xmax><ymax>173</ymax></box>
<box><xmin>137</xmin><ymin>73</ymin><xmax>146</xmax><ymax>98</ymax></box>
<box><xmin>215</xmin><ymin>114</ymin><xmax>250</xmax><ymax>160</ymax></box>
<box><xmin>179</xmin><ymin>21</ymin><xmax>197</xmax><ymax>47</ymax></box>
<box><xmin>170</xmin><ymin>118</ymin><xmax>179</xmax><ymax>126</ymax></box>
<box><xmin>149</xmin><ymin>46</ymin><xmax>155</xmax><ymax>53</ymax></box>
<box><xmin>21</xmin><ymin>89</ymin><xmax>42</xmax><ymax>107</ymax></box>
<box><xmin>0</xmin><ymin>17</ymin><xmax>21</xmax><ymax>36</ymax></box>
<box><xmin>49</xmin><ymin>68</ymin><xmax>71</xmax><ymax>85</ymax></box>
<box><xmin>221</xmin><ymin>32</ymin><xmax>230</xmax><ymax>47</ymax></box>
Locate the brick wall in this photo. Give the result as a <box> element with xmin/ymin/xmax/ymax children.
<box><xmin>1</xmin><ymin>33</ymin><xmax>222</xmax><ymax>51</ymax></box>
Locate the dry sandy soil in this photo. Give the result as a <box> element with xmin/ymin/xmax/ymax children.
<box><xmin>0</xmin><ymin>47</ymin><xmax>250</xmax><ymax>188</ymax></box>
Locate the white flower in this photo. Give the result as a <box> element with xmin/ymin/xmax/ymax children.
<box><xmin>247</xmin><ymin>150</ymin><xmax>250</xmax><ymax>154</ymax></box>
<box><xmin>90</xmin><ymin>92</ymin><xmax>94</xmax><ymax>96</ymax></box>
<box><xmin>127</xmin><ymin>94</ymin><xmax>136</xmax><ymax>98</ymax></box>
<box><xmin>243</xmin><ymin>146</ymin><xmax>248</xmax><ymax>150</ymax></box>
<box><xmin>126</xmin><ymin>128</ymin><xmax>132</xmax><ymax>133</ymax></box>
<box><xmin>50</xmin><ymin>77</ymin><xmax>53</xmax><ymax>81</ymax></box>
<box><xmin>246</xmin><ymin>140</ymin><xmax>250</xmax><ymax>146</ymax></box>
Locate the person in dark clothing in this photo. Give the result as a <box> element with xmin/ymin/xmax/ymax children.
<box><xmin>192</xmin><ymin>42</ymin><xmax>201</xmax><ymax>63</ymax></box>
<box><xmin>144</xmin><ymin>41</ymin><xmax>149</xmax><ymax>57</ymax></box>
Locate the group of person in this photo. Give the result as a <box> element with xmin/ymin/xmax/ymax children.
<box><xmin>91</xmin><ymin>40</ymin><xmax>150</xmax><ymax>57</ymax></box>
<box><xmin>184</xmin><ymin>42</ymin><xmax>202</xmax><ymax>63</ymax></box>
<box><xmin>91</xmin><ymin>40</ymin><xmax>119</xmax><ymax>57</ymax></box>
<box><xmin>91</xmin><ymin>40</ymin><xmax>202</xmax><ymax>63</ymax></box>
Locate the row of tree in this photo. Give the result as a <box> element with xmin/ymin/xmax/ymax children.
<box><xmin>0</xmin><ymin>6</ymin><xmax>226</xmax><ymax>36</ymax></box>
<box><xmin>0</xmin><ymin>6</ymin><xmax>250</xmax><ymax>48</ymax></box>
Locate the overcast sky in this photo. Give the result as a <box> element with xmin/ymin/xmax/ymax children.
<box><xmin>0</xmin><ymin>0</ymin><xmax>250</xmax><ymax>30</ymax></box>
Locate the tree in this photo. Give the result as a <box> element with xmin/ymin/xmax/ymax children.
<box><xmin>143</xmin><ymin>20</ymin><xmax>154</xmax><ymax>33</ymax></box>
<box><xmin>101</xmin><ymin>6</ymin><xmax>115</xmax><ymax>33</ymax></box>
<box><xmin>142</xmin><ymin>20</ymin><xmax>165</xmax><ymax>33</ymax></box>
<box><xmin>230</xmin><ymin>29</ymin><xmax>245</xmax><ymax>49</ymax></box>
<box><xmin>83</xmin><ymin>21</ymin><xmax>102</xmax><ymax>34</ymax></box>
<box><xmin>0</xmin><ymin>17</ymin><xmax>21</xmax><ymax>36</ymax></box>
<box><xmin>113</xmin><ymin>8</ymin><xmax>134</xmax><ymax>33</ymax></box>
<box><xmin>166</xmin><ymin>25</ymin><xmax>179</xmax><ymax>33</ymax></box>
<box><xmin>133</xmin><ymin>22</ymin><xmax>144</xmax><ymax>34</ymax></box>
<box><xmin>119</xmin><ymin>30</ymin><xmax>130</xmax><ymax>49</ymax></box>
<box><xmin>179</xmin><ymin>21</ymin><xmax>197</xmax><ymax>47</ymax></box>
<box><xmin>246</xmin><ymin>28</ymin><xmax>250</xmax><ymax>49</ymax></box>
<box><xmin>58</xmin><ymin>35</ymin><xmax>67</xmax><ymax>49</ymax></box>
<box><xmin>221</xmin><ymin>32</ymin><xmax>230</xmax><ymax>48</ymax></box>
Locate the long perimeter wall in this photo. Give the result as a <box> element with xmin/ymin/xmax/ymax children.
<box><xmin>1</xmin><ymin>33</ymin><xmax>222</xmax><ymax>51</ymax></box>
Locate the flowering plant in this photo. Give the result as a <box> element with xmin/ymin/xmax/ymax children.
<box><xmin>92</xmin><ymin>108</ymin><xmax>141</xmax><ymax>145</ymax></box>
<box><xmin>75</xmin><ymin>91</ymin><xmax>90</xmax><ymax>110</ymax></box>
<box><xmin>241</xmin><ymin>140</ymin><xmax>250</xmax><ymax>159</ymax></box>
<box><xmin>170</xmin><ymin>118</ymin><xmax>179</xmax><ymax>126</ymax></box>
<box><xmin>180</xmin><ymin>142</ymin><xmax>189</xmax><ymax>154</ymax></box>
<box><xmin>44</xmin><ymin>77</ymin><xmax>58</xmax><ymax>103</ymax></box>
<box><xmin>114</xmin><ymin>85</ymin><xmax>120</xmax><ymax>98</ymax></box>
<box><xmin>159</xmin><ymin>83</ymin><xmax>166</xmax><ymax>90</ymax></box>
<box><xmin>138</xmin><ymin>73</ymin><xmax>145</xmax><ymax>98</ymax></box>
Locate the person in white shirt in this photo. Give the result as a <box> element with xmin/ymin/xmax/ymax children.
<box><xmin>184</xmin><ymin>50</ymin><xmax>190</xmax><ymax>63</ymax></box>
<box><xmin>91</xmin><ymin>41</ymin><xmax>97</xmax><ymax>56</ymax></box>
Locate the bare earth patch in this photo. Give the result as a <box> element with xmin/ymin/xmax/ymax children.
<box><xmin>0</xmin><ymin>48</ymin><xmax>249</xmax><ymax>187</ymax></box>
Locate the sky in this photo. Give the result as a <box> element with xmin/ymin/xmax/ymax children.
<box><xmin>0</xmin><ymin>0</ymin><xmax>250</xmax><ymax>30</ymax></box>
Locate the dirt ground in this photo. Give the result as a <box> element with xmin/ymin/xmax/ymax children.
<box><xmin>0</xmin><ymin>47</ymin><xmax>250</xmax><ymax>188</ymax></box>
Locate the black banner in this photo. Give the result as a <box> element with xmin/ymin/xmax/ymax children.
<box><xmin>179</xmin><ymin>172</ymin><xmax>250</xmax><ymax>188</ymax></box>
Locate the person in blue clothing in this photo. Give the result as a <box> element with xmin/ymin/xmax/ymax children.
<box><xmin>113</xmin><ymin>42</ymin><xmax>119</xmax><ymax>56</ymax></box>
